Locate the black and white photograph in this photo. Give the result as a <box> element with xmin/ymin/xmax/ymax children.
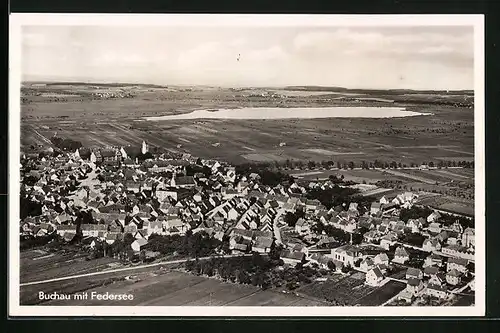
<box><xmin>9</xmin><ymin>14</ymin><xmax>485</xmax><ymax>316</ymax></box>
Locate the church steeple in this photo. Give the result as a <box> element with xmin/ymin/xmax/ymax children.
<box><xmin>141</xmin><ymin>140</ymin><xmax>148</xmax><ymax>154</ymax></box>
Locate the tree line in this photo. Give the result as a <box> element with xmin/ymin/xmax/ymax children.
<box><xmin>234</xmin><ymin>159</ymin><xmax>474</xmax><ymax>170</ymax></box>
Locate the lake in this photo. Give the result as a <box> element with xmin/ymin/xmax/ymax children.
<box><xmin>144</xmin><ymin>107</ymin><xmax>432</xmax><ymax>121</ymax></box>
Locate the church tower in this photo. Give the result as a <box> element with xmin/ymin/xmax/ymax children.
<box><xmin>141</xmin><ymin>140</ymin><xmax>148</xmax><ymax>154</ymax></box>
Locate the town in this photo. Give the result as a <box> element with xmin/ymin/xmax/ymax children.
<box><xmin>19</xmin><ymin>138</ymin><xmax>475</xmax><ymax>307</ymax></box>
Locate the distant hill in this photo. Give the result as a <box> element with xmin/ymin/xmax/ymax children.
<box><xmin>283</xmin><ymin>85</ymin><xmax>474</xmax><ymax>96</ymax></box>
<box><xmin>23</xmin><ymin>81</ymin><xmax>168</xmax><ymax>89</ymax></box>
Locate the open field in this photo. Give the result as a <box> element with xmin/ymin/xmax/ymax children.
<box><xmin>22</xmin><ymin>269</ymin><xmax>327</xmax><ymax>306</ymax></box>
<box><xmin>20</xmin><ymin>249</ymin><xmax>120</xmax><ymax>284</ymax></box>
<box><xmin>21</xmin><ymin>83</ymin><xmax>474</xmax><ymax>167</ymax></box>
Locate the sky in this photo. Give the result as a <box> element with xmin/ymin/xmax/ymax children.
<box><xmin>21</xmin><ymin>25</ymin><xmax>474</xmax><ymax>90</ymax></box>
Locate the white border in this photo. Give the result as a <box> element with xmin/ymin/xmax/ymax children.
<box><xmin>9</xmin><ymin>14</ymin><xmax>485</xmax><ymax>317</ymax></box>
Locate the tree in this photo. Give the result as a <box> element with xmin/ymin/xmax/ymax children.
<box><xmin>351</xmin><ymin>232</ymin><xmax>364</xmax><ymax>245</ymax></box>
<box><xmin>20</xmin><ymin>198</ymin><xmax>42</xmax><ymax>219</ymax></box>
<box><xmin>348</xmin><ymin>161</ymin><xmax>355</xmax><ymax>170</ymax></box>
<box><xmin>284</xmin><ymin>212</ymin><xmax>299</xmax><ymax>227</ymax></box>
<box><xmin>269</xmin><ymin>243</ymin><xmax>282</xmax><ymax>260</ymax></box>
<box><xmin>341</xmin><ymin>264</ymin><xmax>352</xmax><ymax>273</ymax></box>
<box><xmin>399</xmin><ymin>206</ymin><xmax>433</xmax><ymax>222</ymax></box>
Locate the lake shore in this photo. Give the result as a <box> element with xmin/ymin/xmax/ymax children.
<box><xmin>144</xmin><ymin>107</ymin><xmax>432</xmax><ymax>121</ymax></box>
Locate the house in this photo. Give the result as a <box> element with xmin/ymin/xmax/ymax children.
<box><xmin>446</xmin><ymin>269</ymin><xmax>462</xmax><ymax>286</ymax></box>
<box><xmin>281</xmin><ymin>250</ymin><xmax>305</xmax><ymax>265</ymax></box>
<box><xmin>406</xmin><ymin>278</ymin><xmax>424</xmax><ymax>296</ymax></box>
<box><xmin>295</xmin><ymin>218</ymin><xmax>310</xmax><ymax>235</ymax></box>
<box><xmin>427</xmin><ymin>211</ymin><xmax>442</xmax><ymax>223</ymax></box>
<box><xmin>120</xmin><ymin>146</ymin><xmax>141</xmax><ymax>160</ymax></box>
<box><xmin>305</xmin><ymin>199</ymin><xmax>321</xmax><ymax>212</ymax></box>
<box><xmin>175</xmin><ymin>176</ymin><xmax>196</xmax><ymax>188</ymax></box>
<box><xmin>365</xmin><ymin>266</ymin><xmax>384</xmax><ymax>286</ymax></box>
<box><xmin>374</xmin><ymin>253</ymin><xmax>390</xmax><ymax>266</ymax></box>
<box><xmin>163</xmin><ymin>218</ymin><xmax>189</xmax><ymax>235</ymax></box>
<box><xmin>380</xmin><ymin>232</ymin><xmax>398</xmax><ymax>250</ymax></box>
<box><xmin>105</xmin><ymin>232</ymin><xmax>123</xmax><ymax>245</ymax></box>
<box><xmin>406</xmin><ymin>219</ymin><xmax>422</xmax><ymax>233</ymax></box>
<box><xmin>229</xmin><ymin>236</ymin><xmax>251</xmax><ymax>253</ymax></box>
<box><xmin>81</xmin><ymin>224</ymin><xmax>106</xmax><ymax>237</ymax></box>
<box><xmin>21</xmin><ymin>220</ymin><xmax>35</xmax><ymax>235</ymax></box>
<box><xmin>134</xmin><ymin>229</ymin><xmax>149</xmax><ymax>240</ymax></box>
<box><xmin>340</xmin><ymin>220</ymin><xmax>357</xmax><ymax>234</ymax></box>
<box><xmin>348</xmin><ymin>202</ymin><xmax>359</xmax><ymax>212</ymax></box>
<box><xmin>125</xmin><ymin>181</ymin><xmax>141</xmax><ymax>193</ymax></box>
<box><xmin>406</xmin><ymin>267</ymin><xmax>423</xmax><ymax>280</ymax></box>
<box><xmin>423</xmin><ymin>266</ymin><xmax>439</xmax><ymax>278</ymax></box>
<box><xmin>223</xmin><ymin>205</ymin><xmax>239</xmax><ymax>221</ymax></box>
<box><xmin>426</xmin><ymin>284</ymin><xmax>448</xmax><ymax>299</ymax></box>
<box><xmin>55</xmin><ymin>213</ymin><xmax>73</xmax><ymax>225</ymax></box>
<box><xmin>363</xmin><ymin>230</ymin><xmax>379</xmax><ymax>243</ymax></box>
<box><xmin>231</xmin><ymin>228</ymin><xmax>254</xmax><ymax>241</ymax></box>
<box><xmin>63</xmin><ymin>232</ymin><xmax>77</xmax><ymax>242</ymax></box>
<box><xmin>360</xmin><ymin>257</ymin><xmax>375</xmax><ymax>272</ymax></box>
<box><xmin>429</xmin><ymin>273</ymin><xmax>446</xmax><ymax>286</ymax></box>
<box><xmin>382</xmin><ymin>202</ymin><xmax>398</xmax><ymax>214</ymax></box>
<box><xmin>424</xmin><ymin>253</ymin><xmax>444</xmax><ymax>268</ymax></box>
<box><xmin>379</xmin><ymin>196</ymin><xmax>390</xmax><ymax>205</ymax></box>
<box><xmin>370</xmin><ymin>202</ymin><xmax>382</xmax><ymax>215</ymax></box>
<box><xmin>447</xmin><ymin>257</ymin><xmax>468</xmax><ymax>273</ymax></box>
<box><xmin>146</xmin><ymin>220</ymin><xmax>163</xmax><ymax>236</ymax></box>
<box><xmin>100</xmin><ymin>149</ymin><xmax>120</xmax><ymax>162</ymax></box>
<box><xmin>462</xmin><ymin>228</ymin><xmax>475</xmax><ymax>248</ymax></box>
<box><xmin>330</xmin><ymin>245</ymin><xmax>362</xmax><ymax>267</ymax></box>
<box><xmin>446</xmin><ymin>236</ymin><xmax>459</xmax><ymax>246</ymax></box>
<box><xmin>392</xmin><ymin>247</ymin><xmax>410</xmax><ymax>264</ymax></box>
<box><xmin>308</xmin><ymin>253</ymin><xmax>333</xmax><ymax>269</ymax></box>
<box><xmin>447</xmin><ymin>221</ymin><xmax>464</xmax><ymax>234</ymax></box>
<box><xmin>252</xmin><ymin>237</ymin><xmax>274</xmax><ymax>253</ymax></box>
<box><xmin>131</xmin><ymin>238</ymin><xmax>148</xmax><ymax>252</ymax></box>
<box><xmin>56</xmin><ymin>224</ymin><xmax>77</xmax><ymax>237</ymax></box>
<box><xmin>90</xmin><ymin>151</ymin><xmax>102</xmax><ymax>164</ymax></box>
<box><xmin>437</xmin><ymin>230</ymin><xmax>450</xmax><ymax>243</ymax></box>
<box><xmin>422</xmin><ymin>238</ymin><xmax>442</xmax><ymax>252</ymax></box>
<box><xmin>288</xmin><ymin>243</ymin><xmax>309</xmax><ymax>257</ymax></box>
<box><xmin>428</xmin><ymin>222</ymin><xmax>442</xmax><ymax>234</ymax></box>
<box><xmin>442</xmin><ymin>245</ymin><xmax>474</xmax><ymax>260</ymax></box>
<box><xmin>398</xmin><ymin>290</ymin><xmax>414</xmax><ymax>303</ymax></box>
<box><xmin>156</xmin><ymin>189</ymin><xmax>178</xmax><ymax>202</ymax></box>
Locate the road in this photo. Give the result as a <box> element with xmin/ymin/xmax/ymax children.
<box><xmin>20</xmin><ymin>253</ymin><xmax>252</xmax><ymax>287</ymax></box>
<box><xmin>273</xmin><ymin>210</ymin><xmax>284</xmax><ymax>245</ymax></box>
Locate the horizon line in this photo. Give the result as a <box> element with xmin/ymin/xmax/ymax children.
<box><xmin>21</xmin><ymin>78</ymin><xmax>475</xmax><ymax>93</ymax></box>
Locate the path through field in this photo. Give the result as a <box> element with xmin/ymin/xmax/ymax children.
<box><xmin>382</xmin><ymin>169</ymin><xmax>436</xmax><ymax>184</ymax></box>
<box><xmin>20</xmin><ymin>253</ymin><xmax>253</xmax><ymax>287</ymax></box>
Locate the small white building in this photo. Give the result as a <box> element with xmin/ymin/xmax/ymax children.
<box><xmin>365</xmin><ymin>266</ymin><xmax>384</xmax><ymax>286</ymax></box>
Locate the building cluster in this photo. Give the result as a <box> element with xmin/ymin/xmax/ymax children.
<box><xmin>90</xmin><ymin>90</ymin><xmax>133</xmax><ymax>99</ymax></box>
<box><xmin>20</xmin><ymin>142</ymin><xmax>475</xmax><ymax>304</ymax></box>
